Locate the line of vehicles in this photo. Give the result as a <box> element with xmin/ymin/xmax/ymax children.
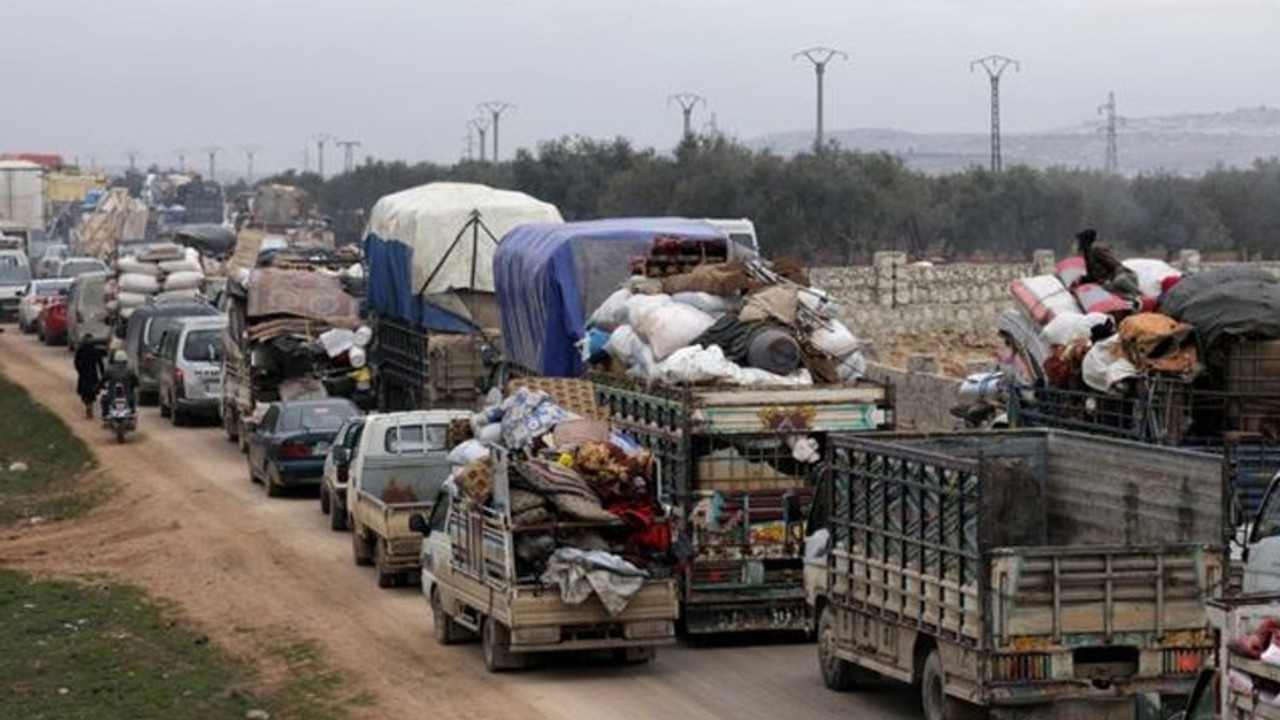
<box><xmin>7</xmin><ymin>177</ymin><xmax>1280</xmax><ymax>720</ymax></box>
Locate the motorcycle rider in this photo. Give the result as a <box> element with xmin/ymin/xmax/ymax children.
<box><xmin>99</xmin><ymin>350</ymin><xmax>139</xmax><ymax>420</ymax></box>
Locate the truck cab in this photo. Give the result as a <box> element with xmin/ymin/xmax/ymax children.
<box><xmin>701</xmin><ymin>218</ymin><xmax>759</xmax><ymax>258</ymax></box>
<box><xmin>1240</xmin><ymin>470</ymin><xmax>1280</xmax><ymax>593</ymax></box>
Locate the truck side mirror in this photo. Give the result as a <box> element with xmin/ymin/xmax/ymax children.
<box><xmin>408</xmin><ymin>513</ymin><xmax>430</xmax><ymax>537</ymax></box>
<box><xmin>333</xmin><ymin>446</ymin><xmax>351</xmax><ymax>465</ymax></box>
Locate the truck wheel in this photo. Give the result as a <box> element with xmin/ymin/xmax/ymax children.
<box><xmin>172</xmin><ymin>406</ymin><xmax>187</xmax><ymax>427</ymax></box>
<box><xmin>374</xmin><ymin>540</ymin><xmax>396</xmax><ymax>588</ymax></box>
<box><xmin>352</xmin><ymin>528</ymin><xmax>374</xmax><ymax>566</ymax></box>
<box><xmin>921</xmin><ymin>649</ymin><xmax>966</xmax><ymax>720</ymax></box>
<box><xmin>330</xmin><ymin>504</ymin><xmax>349</xmax><ymax>532</ymax></box>
<box><xmin>222</xmin><ymin>407</ymin><xmax>238</xmax><ymax>442</ymax></box>
<box><xmin>481</xmin><ymin>617</ymin><xmax>524</xmax><ymax>672</ymax></box>
<box><xmin>431</xmin><ymin>589</ymin><xmax>467</xmax><ymax>645</ymax></box>
<box><xmin>158</xmin><ymin>397</ymin><xmax>171</xmax><ymax>419</ymax></box>
<box><xmin>818</xmin><ymin>605</ymin><xmax>857</xmax><ymax>691</ymax></box>
<box><xmin>319</xmin><ymin>486</ymin><xmax>331</xmax><ymax>515</ymax></box>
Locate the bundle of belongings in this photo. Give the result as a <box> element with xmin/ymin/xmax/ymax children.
<box><xmin>106</xmin><ymin>243</ymin><xmax>210</xmax><ymax>320</ymax></box>
<box><xmin>581</xmin><ymin>250</ymin><xmax>865</xmax><ymax>388</ymax></box>
<box><xmin>1008</xmin><ymin>232</ymin><xmax>1280</xmax><ymax>438</ymax></box>
<box><xmin>448</xmin><ymin>385</ymin><xmax>671</xmax><ymax>616</ymax></box>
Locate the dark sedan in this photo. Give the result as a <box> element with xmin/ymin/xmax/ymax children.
<box><xmin>246</xmin><ymin>398</ymin><xmax>362</xmax><ymax>497</ymax></box>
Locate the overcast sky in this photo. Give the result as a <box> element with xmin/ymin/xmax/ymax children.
<box><xmin>4</xmin><ymin>0</ymin><xmax>1278</xmax><ymax>176</ymax></box>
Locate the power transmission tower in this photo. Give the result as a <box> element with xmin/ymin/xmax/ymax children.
<box><xmin>203</xmin><ymin>146</ymin><xmax>222</xmax><ymax>180</ymax></box>
<box><xmin>335</xmin><ymin>140</ymin><xmax>362</xmax><ymax>174</ymax></box>
<box><xmin>970</xmin><ymin>54</ymin><xmax>1020</xmax><ymax>173</ymax></box>
<box><xmin>240</xmin><ymin>145</ymin><xmax>259</xmax><ymax>184</ymax></box>
<box><xmin>793</xmin><ymin>46</ymin><xmax>848</xmax><ymax>152</ymax></box>
<box><xmin>464</xmin><ymin>128</ymin><xmax>475</xmax><ymax>161</ymax></box>
<box><xmin>667</xmin><ymin>93</ymin><xmax>705</xmax><ymax>140</ymax></box>
<box><xmin>1098</xmin><ymin>91</ymin><xmax>1120</xmax><ymax>174</ymax></box>
<box><xmin>470</xmin><ymin>117</ymin><xmax>491</xmax><ymax>163</ymax></box>
<box><xmin>313</xmin><ymin>133</ymin><xmax>335</xmax><ymax>178</ymax></box>
<box><xmin>478</xmin><ymin>101</ymin><xmax>514</xmax><ymax>161</ymax></box>
<box><xmin>124</xmin><ymin>149</ymin><xmax>141</xmax><ymax>174</ymax></box>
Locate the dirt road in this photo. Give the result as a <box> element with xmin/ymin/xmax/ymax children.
<box><xmin>0</xmin><ymin>326</ymin><xmax>920</xmax><ymax>720</ymax></box>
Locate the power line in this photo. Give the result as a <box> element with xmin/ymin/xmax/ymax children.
<box><xmin>667</xmin><ymin>93</ymin><xmax>706</xmax><ymax>140</ymax></box>
<box><xmin>478</xmin><ymin>101</ymin><xmax>514</xmax><ymax>161</ymax></box>
<box><xmin>970</xmin><ymin>54</ymin><xmax>1020</xmax><ymax>173</ymax></box>
<box><xmin>1098</xmin><ymin>91</ymin><xmax>1120</xmax><ymax>174</ymax></box>
<box><xmin>793</xmin><ymin>46</ymin><xmax>848</xmax><ymax>152</ymax></box>
<box><xmin>469</xmin><ymin>116</ymin><xmax>491</xmax><ymax>163</ymax></box>
<box><xmin>240</xmin><ymin>145</ymin><xmax>260</xmax><ymax>184</ymax></box>
<box><xmin>335</xmin><ymin>139</ymin><xmax>362</xmax><ymax>174</ymax></box>
<box><xmin>203</xmin><ymin>146</ymin><xmax>222</xmax><ymax>180</ymax></box>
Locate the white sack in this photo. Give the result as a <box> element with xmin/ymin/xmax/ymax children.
<box><xmin>163</xmin><ymin>270</ymin><xmax>204</xmax><ymax>291</ymax></box>
<box><xmin>1041</xmin><ymin>312</ymin><xmax>1112</xmax><ymax>347</ymax></box>
<box><xmin>117</xmin><ymin>257</ymin><xmax>160</xmax><ymax>277</ymax></box>
<box><xmin>634</xmin><ymin>300</ymin><xmax>716</xmax><ymax>361</ymax></box>
<box><xmin>604</xmin><ymin>324</ymin><xmax>658</xmax><ymax>380</ymax></box>
<box><xmin>155</xmin><ymin>289</ymin><xmax>202</xmax><ymax>303</ymax></box>
<box><xmin>160</xmin><ymin>258</ymin><xmax>203</xmax><ymax>274</ymax></box>
<box><xmin>810</xmin><ymin>319</ymin><xmax>860</xmax><ymax>359</ymax></box>
<box><xmin>118</xmin><ymin>273</ymin><xmax>160</xmax><ymax>295</ymax></box>
<box><xmin>588</xmin><ymin>287</ymin><xmax>632</xmax><ymax>330</ymax></box>
<box><xmin>318</xmin><ymin>328</ymin><xmax>357</xmax><ymax>358</ymax></box>
<box><xmin>1122</xmin><ymin>258</ymin><xmax>1181</xmax><ymax>298</ymax></box>
<box><xmin>654</xmin><ymin>345</ymin><xmax>814</xmax><ymax>387</ymax></box>
<box><xmin>117</xmin><ymin>291</ymin><xmax>149</xmax><ymax>308</ymax></box>
<box><xmin>671</xmin><ymin>291</ymin><xmax>737</xmax><ymax>315</ymax></box>
<box><xmin>448</xmin><ymin>439</ymin><xmax>490</xmax><ymax>467</ymax></box>
<box><xmin>835</xmin><ymin>351</ymin><xmax>867</xmax><ymax>382</ymax></box>
<box><xmin>1082</xmin><ymin>335</ymin><xmax>1138</xmax><ymax>393</ymax></box>
<box><xmin>625</xmin><ymin>293</ymin><xmax>671</xmax><ymax>331</ymax></box>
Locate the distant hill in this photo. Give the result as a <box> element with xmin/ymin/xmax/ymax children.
<box><xmin>749</xmin><ymin>106</ymin><xmax>1280</xmax><ymax>176</ymax></box>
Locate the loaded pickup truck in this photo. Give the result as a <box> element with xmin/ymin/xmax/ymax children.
<box><xmin>411</xmin><ymin>450</ymin><xmax>679</xmax><ymax>672</ymax></box>
<box><xmin>808</xmin><ymin>429</ymin><xmax>1225</xmax><ymax>720</ymax></box>
<box><xmin>348</xmin><ymin>410</ymin><xmax>470</xmax><ymax>588</ymax></box>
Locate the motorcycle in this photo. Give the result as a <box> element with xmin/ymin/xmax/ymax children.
<box><xmin>102</xmin><ymin>383</ymin><xmax>137</xmax><ymax>443</ymax></box>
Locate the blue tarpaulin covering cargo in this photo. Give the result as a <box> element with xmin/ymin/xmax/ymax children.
<box><xmin>494</xmin><ymin>217</ymin><xmax>727</xmax><ymax>377</ymax></box>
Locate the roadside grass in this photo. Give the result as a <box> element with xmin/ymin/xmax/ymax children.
<box><xmin>0</xmin><ymin>372</ymin><xmax>105</xmax><ymax>526</ymax></box>
<box><xmin>0</xmin><ymin>370</ymin><xmax>372</xmax><ymax>719</ymax></box>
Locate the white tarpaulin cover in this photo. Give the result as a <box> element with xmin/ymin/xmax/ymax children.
<box><xmin>364</xmin><ymin>182</ymin><xmax>563</xmax><ymax>295</ymax></box>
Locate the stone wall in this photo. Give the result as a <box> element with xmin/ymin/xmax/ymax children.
<box><xmin>811</xmin><ymin>250</ymin><xmax>1280</xmax><ymax>341</ymax></box>
<box><xmin>864</xmin><ymin>361</ymin><xmax>962</xmax><ymax>432</ymax></box>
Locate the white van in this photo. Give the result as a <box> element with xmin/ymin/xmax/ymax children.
<box><xmin>701</xmin><ymin>218</ymin><xmax>759</xmax><ymax>258</ymax></box>
<box><xmin>66</xmin><ymin>270</ymin><xmax>111</xmax><ymax>351</ymax></box>
<box><xmin>0</xmin><ymin>247</ymin><xmax>32</xmax><ymax>321</ymax></box>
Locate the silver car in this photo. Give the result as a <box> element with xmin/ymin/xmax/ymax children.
<box><xmin>155</xmin><ymin>315</ymin><xmax>228</xmax><ymax>426</ymax></box>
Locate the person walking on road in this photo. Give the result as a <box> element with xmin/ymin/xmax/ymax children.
<box><xmin>74</xmin><ymin>340</ymin><xmax>106</xmax><ymax>419</ymax></box>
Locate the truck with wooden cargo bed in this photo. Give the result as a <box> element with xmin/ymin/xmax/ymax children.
<box><xmin>410</xmin><ymin>448</ymin><xmax>679</xmax><ymax>672</ymax></box>
<box><xmin>807</xmin><ymin>429</ymin><xmax>1227</xmax><ymax>720</ymax></box>
<box><xmin>361</xmin><ymin>182</ymin><xmax>562</xmax><ymax>412</ymax></box>
<box><xmin>493</xmin><ymin>217</ymin><xmax>895</xmax><ymax>635</ymax></box>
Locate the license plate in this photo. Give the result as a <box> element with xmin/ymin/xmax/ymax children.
<box><xmin>313</xmin><ymin>442</ymin><xmax>330</xmax><ymax>456</ymax></box>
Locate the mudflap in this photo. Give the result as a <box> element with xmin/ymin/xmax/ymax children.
<box><xmin>681</xmin><ymin>600</ymin><xmax>811</xmax><ymax>636</ymax></box>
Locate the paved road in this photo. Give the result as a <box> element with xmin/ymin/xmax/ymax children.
<box><xmin>0</xmin><ymin>323</ymin><xmax>921</xmax><ymax>720</ymax></box>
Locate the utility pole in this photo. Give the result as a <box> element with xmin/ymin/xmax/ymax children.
<box><xmin>335</xmin><ymin>140</ymin><xmax>362</xmax><ymax>174</ymax></box>
<box><xmin>203</xmin><ymin>146</ymin><xmax>222</xmax><ymax>180</ymax></box>
<box><xmin>470</xmin><ymin>117</ymin><xmax>490</xmax><ymax>163</ymax></box>
<box><xmin>124</xmin><ymin>149</ymin><xmax>141</xmax><ymax>174</ymax></box>
<box><xmin>793</xmin><ymin>46</ymin><xmax>848</xmax><ymax>152</ymax></box>
<box><xmin>1098</xmin><ymin>91</ymin><xmax>1120</xmax><ymax>174</ymax></box>
<box><xmin>970</xmin><ymin>54</ymin><xmax>1020</xmax><ymax>173</ymax></box>
<box><xmin>240</xmin><ymin>145</ymin><xmax>259</xmax><ymax>184</ymax></box>
<box><xmin>176</xmin><ymin>150</ymin><xmax>187</xmax><ymax>173</ymax></box>
<box><xmin>478</xmin><ymin>101</ymin><xmax>514</xmax><ymax>161</ymax></box>
<box><xmin>667</xmin><ymin>93</ymin><xmax>706</xmax><ymax>140</ymax></box>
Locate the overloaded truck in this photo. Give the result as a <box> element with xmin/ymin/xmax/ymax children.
<box><xmin>220</xmin><ymin>238</ymin><xmax>368</xmax><ymax>446</ymax></box>
<box><xmin>362</xmin><ymin>182</ymin><xmax>563</xmax><ymax>412</ymax></box>
<box><xmin>412</xmin><ymin>445</ymin><xmax>680</xmax><ymax>672</ymax></box>
<box><xmin>347</xmin><ymin>409</ymin><xmax>470</xmax><ymax>588</ymax></box>
<box><xmin>808</xmin><ymin>429</ymin><xmax>1225</xmax><ymax>720</ymax></box>
<box><xmin>493</xmin><ymin>218</ymin><xmax>893</xmax><ymax>634</ymax></box>
<box><xmin>0</xmin><ymin>159</ymin><xmax>47</xmax><ymax>255</ymax></box>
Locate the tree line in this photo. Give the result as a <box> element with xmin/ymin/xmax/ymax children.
<box><xmin>252</xmin><ymin>134</ymin><xmax>1280</xmax><ymax>264</ymax></box>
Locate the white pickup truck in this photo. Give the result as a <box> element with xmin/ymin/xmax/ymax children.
<box><xmin>347</xmin><ymin>409</ymin><xmax>470</xmax><ymax>588</ymax></box>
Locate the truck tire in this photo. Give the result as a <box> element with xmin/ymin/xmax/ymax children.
<box><xmin>330</xmin><ymin>504</ymin><xmax>349</xmax><ymax>532</ymax></box>
<box><xmin>158</xmin><ymin>396</ymin><xmax>171</xmax><ymax>419</ymax></box>
<box><xmin>818</xmin><ymin>604</ymin><xmax>857</xmax><ymax>691</ymax></box>
<box><xmin>222</xmin><ymin>405</ymin><xmax>238</xmax><ymax>442</ymax></box>
<box><xmin>921</xmin><ymin>649</ymin><xmax>967</xmax><ymax>720</ymax></box>
<box><xmin>319</xmin><ymin>486</ymin><xmax>330</xmax><ymax>515</ymax></box>
<box><xmin>481</xmin><ymin>617</ymin><xmax>524</xmax><ymax>672</ymax></box>
<box><xmin>431</xmin><ymin>589</ymin><xmax>467</xmax><ymax>645</ymax></box>
<box><xmin>352</xmin><ymin>527</ymin><xmax>374</xmax><ymax>566</ymax></box>
<box><xmin>374</xmin><ymin>540</ymin><xmax>397</xmax><ymax>588</ymax></box>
